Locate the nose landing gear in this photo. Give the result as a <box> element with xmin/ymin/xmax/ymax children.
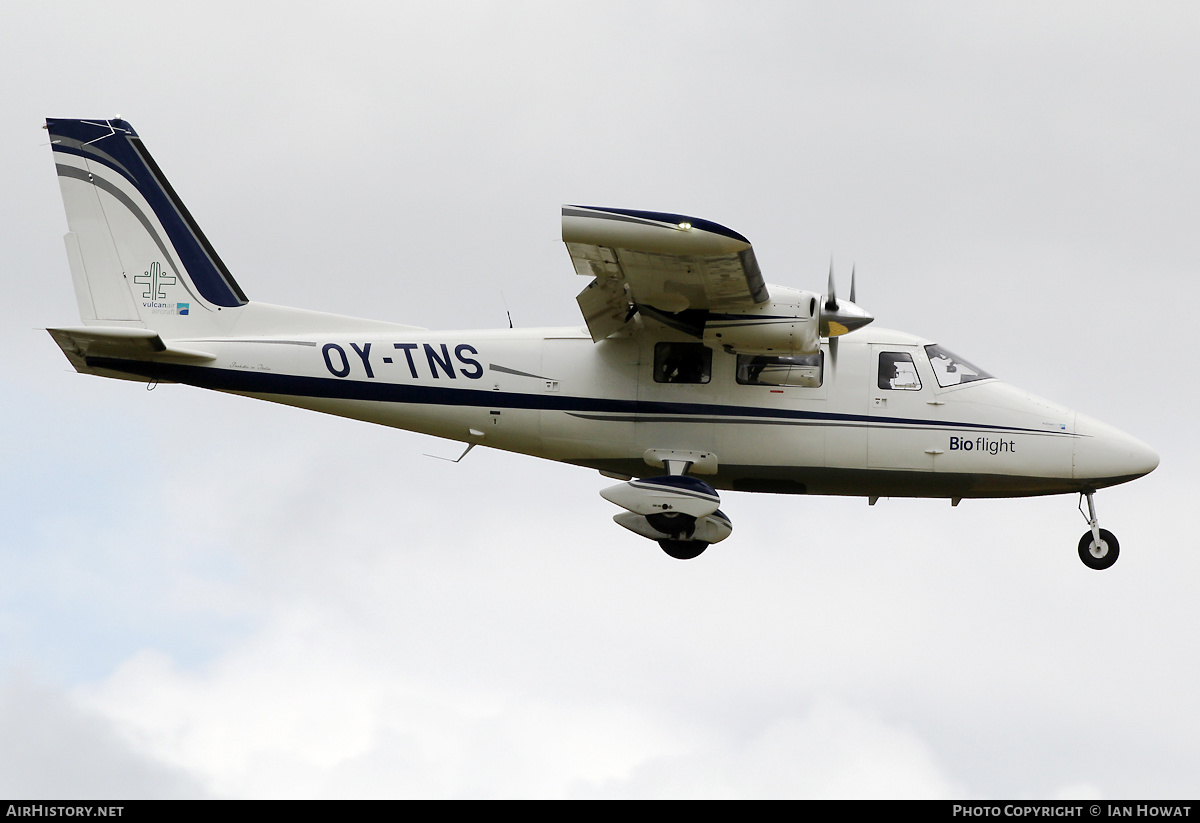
<box><xmin>1078</xmin><ymin>490</ymin><xmax>1120</xmax><ymax>570</ymax></box>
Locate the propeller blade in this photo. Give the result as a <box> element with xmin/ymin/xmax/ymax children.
<box><xmin>849</xmin><ymin>264</ymin><xmax>857</xmax><ymax>304</ymax></box>
<box><xmin>828</xmin><ymin>336</ymin><xmax>839</xmax><ymax>380</ymax></box>
<box><xmin>825</xmin><ymin>259</ymin><xmax>838</xmax><ymax>311</ymax></box>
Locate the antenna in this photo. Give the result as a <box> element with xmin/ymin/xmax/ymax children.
<box><xmin>501</xmin><ymin>290</ymin><xmax>514</xmax><ymax>328</ymax></box>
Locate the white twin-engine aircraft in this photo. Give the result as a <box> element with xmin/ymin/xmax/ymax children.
<box><xmin>45</xmin><ymin>117</ymin><xmax>1158</xmax><ymax>568</ymax></box>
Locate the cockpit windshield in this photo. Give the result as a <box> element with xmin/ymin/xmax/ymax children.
<box><xmin>924</xmin><ymin>344</ymin><xmax>994</xmax><ymax>388</ymax></box>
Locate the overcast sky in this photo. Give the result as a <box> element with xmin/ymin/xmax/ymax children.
<box><xmin>2</xmin><ymin>1</ymin><xmax>1197</xmax><ymax>799</ymax></box>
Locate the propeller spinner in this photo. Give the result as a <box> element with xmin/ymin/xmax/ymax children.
<box><xmin>821</xmin><ymin>263</ymin><xmax>874</xmax><ymax>371</ymax></box>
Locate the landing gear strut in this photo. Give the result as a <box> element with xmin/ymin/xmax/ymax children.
<box><xmin>1077</xmin><ymin>490</ymin><xmax>1119</xmax><ymax>570</ymax></box>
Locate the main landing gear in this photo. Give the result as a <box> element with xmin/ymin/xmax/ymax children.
<box><xmin>1077</xmin><ymin>490</ymin><xmax>1119</xmax><ymax>570</ymax></box>
<box><xmin>601</xmin><ymin>456</ymin><xmax>733</xmax><ymax>560</ymax></box>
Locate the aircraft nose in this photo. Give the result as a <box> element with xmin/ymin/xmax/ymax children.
<box><xmin>1072</xmin><ymin>413</ymin><xmax>1159</xmax><ymax>485</ymax></box>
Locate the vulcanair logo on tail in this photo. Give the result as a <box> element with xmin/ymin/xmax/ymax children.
<box><xmin>134</xmin><ymin>261</ymin><xmax>189</xmax><ymax>316</ymax></box>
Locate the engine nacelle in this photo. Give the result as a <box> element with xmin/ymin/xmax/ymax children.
<box><xmin>702</xmin><ymin>286</ymin><xmax>821</xmax><ymax>356</ymax></box>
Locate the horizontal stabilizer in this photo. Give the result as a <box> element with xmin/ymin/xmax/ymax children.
<box><xmin>48</xmin><ymin>326</ymin><xmax>215</xmax><ymax>379</ymax></box>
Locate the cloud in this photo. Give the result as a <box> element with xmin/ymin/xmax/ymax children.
<box><xmin>593</xmin><ymin>699</ymin><xmax>960</xmax><ymax>799</ymax></box>
<box><xmin>77</xmin><ymin>621</ymin><xmax>685</xmax><ymax>798</ymax></box>
<box><xmin>0</xmin><ymin>676</ymin><xmax>207</xmax><ymax>799</ymax></box>
<box><xmin>76</xmin><ymin>611</ymin><xmax>959</xmax><ymax>799</ymax></box>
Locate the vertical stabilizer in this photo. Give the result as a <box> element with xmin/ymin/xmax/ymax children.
<box><xmin>46</xmin><ymin>118</ymin><xmax>248</xmax><ymax>338</ymax></box>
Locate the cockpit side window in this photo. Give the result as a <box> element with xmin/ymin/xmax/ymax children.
<box><xmin>924</xmin><ymin>344</ymin><xmax>994</xmax><ymax>388</ymax></box>
<box><xmin>878</xmin><ymin>351</ymin><xmax>922</xmax><ymax>390</ymax></box>
<box><xmin>654</xmin><ymin>342</ymin><xmax>712</xmax><ymax>384</ymax></box>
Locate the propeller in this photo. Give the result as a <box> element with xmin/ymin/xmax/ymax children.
<box><xmin>825</xmin><ymin>261</ymin><xmax>841</xmax><ymax>373</ymax></box>
<box><xmin>820</xmin><ymin>261</ymin><xmax>874</xmax><ymax>378</ymax></box>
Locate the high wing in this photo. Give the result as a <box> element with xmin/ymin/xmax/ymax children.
<box><xmin>563</xmin><ymin>205</ymin><xmax>769</xmax><ymax>342</ymax></box>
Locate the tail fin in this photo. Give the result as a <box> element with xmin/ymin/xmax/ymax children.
<box><xmin>46</xmin><ymin>117</ymin><xmax>247</xmax><ymax>338</ymax></box>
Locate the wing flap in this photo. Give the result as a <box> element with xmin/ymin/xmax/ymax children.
<box><xmin>575</xmin><ymin>277</ymin><xmax>630</xmax><ymax>342</ymax></box>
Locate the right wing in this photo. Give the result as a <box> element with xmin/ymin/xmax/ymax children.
<box><xmin>563</xmin><ymin>206</ymin><xmax>769</xmax><ymax>342</ymax></box>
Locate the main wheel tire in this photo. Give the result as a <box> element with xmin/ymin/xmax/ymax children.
<box><xmin>1078</xmin><ymin>528</ymin><xmax>1119</xmax><ymax>570</ymax></box>
<box><xmin>659</xmin><ymin>539</ymin><xmax>709</xmax><ymax>560</ymax></box>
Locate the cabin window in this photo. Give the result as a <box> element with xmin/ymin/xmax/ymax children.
<box><xmin>736</xmin><ymin>352</ymin><xmax>823</xmax><ymax>387</ymax></box>
<box><xmin>654</xmin><ymin>342</ymin><xmax>712</xmax><ymax>384</ymax></box>
<box><xmin>924</xmin><ymin>344</ymin><xmax>993</xmax><ymax>388</ymax></box>
<box><xmin>878</xmin><ymin>351</ymin><xmax>922</xmax><ymax>390</ymax></box>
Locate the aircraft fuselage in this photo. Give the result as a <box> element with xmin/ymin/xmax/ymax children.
<box><xmin>83</xmin><ymin>322</ymin><xmax>1156</xmax><ymax>501</ymax></box>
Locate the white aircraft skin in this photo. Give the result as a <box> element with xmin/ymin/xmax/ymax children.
<box><xmin>44</xmin><ymin>117</ymin><xmax>1159</xmax><ymax>567</ymax></box>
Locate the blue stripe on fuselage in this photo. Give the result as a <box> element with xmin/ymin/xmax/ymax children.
<box><xmin>84</xmin><ymin>357</ymin><xmax>1077</xmax><ymax>438</ymax></box>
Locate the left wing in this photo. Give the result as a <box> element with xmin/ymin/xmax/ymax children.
<box><xmin>563</xmin><ymin>206</ymin><xmax>769</xmax><ymax>342</ymax></box>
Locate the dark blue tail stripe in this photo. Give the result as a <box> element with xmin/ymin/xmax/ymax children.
<box><xmin>47</xmin><ymin>118</ymin><xmax>247</xmax><ymax>307</ymax></box>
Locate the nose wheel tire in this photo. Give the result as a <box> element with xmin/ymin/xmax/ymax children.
<box><xmin>1078</xmin><ymin>528</ymin><xmax>1119</xmax><ymax>570</ymax></box>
